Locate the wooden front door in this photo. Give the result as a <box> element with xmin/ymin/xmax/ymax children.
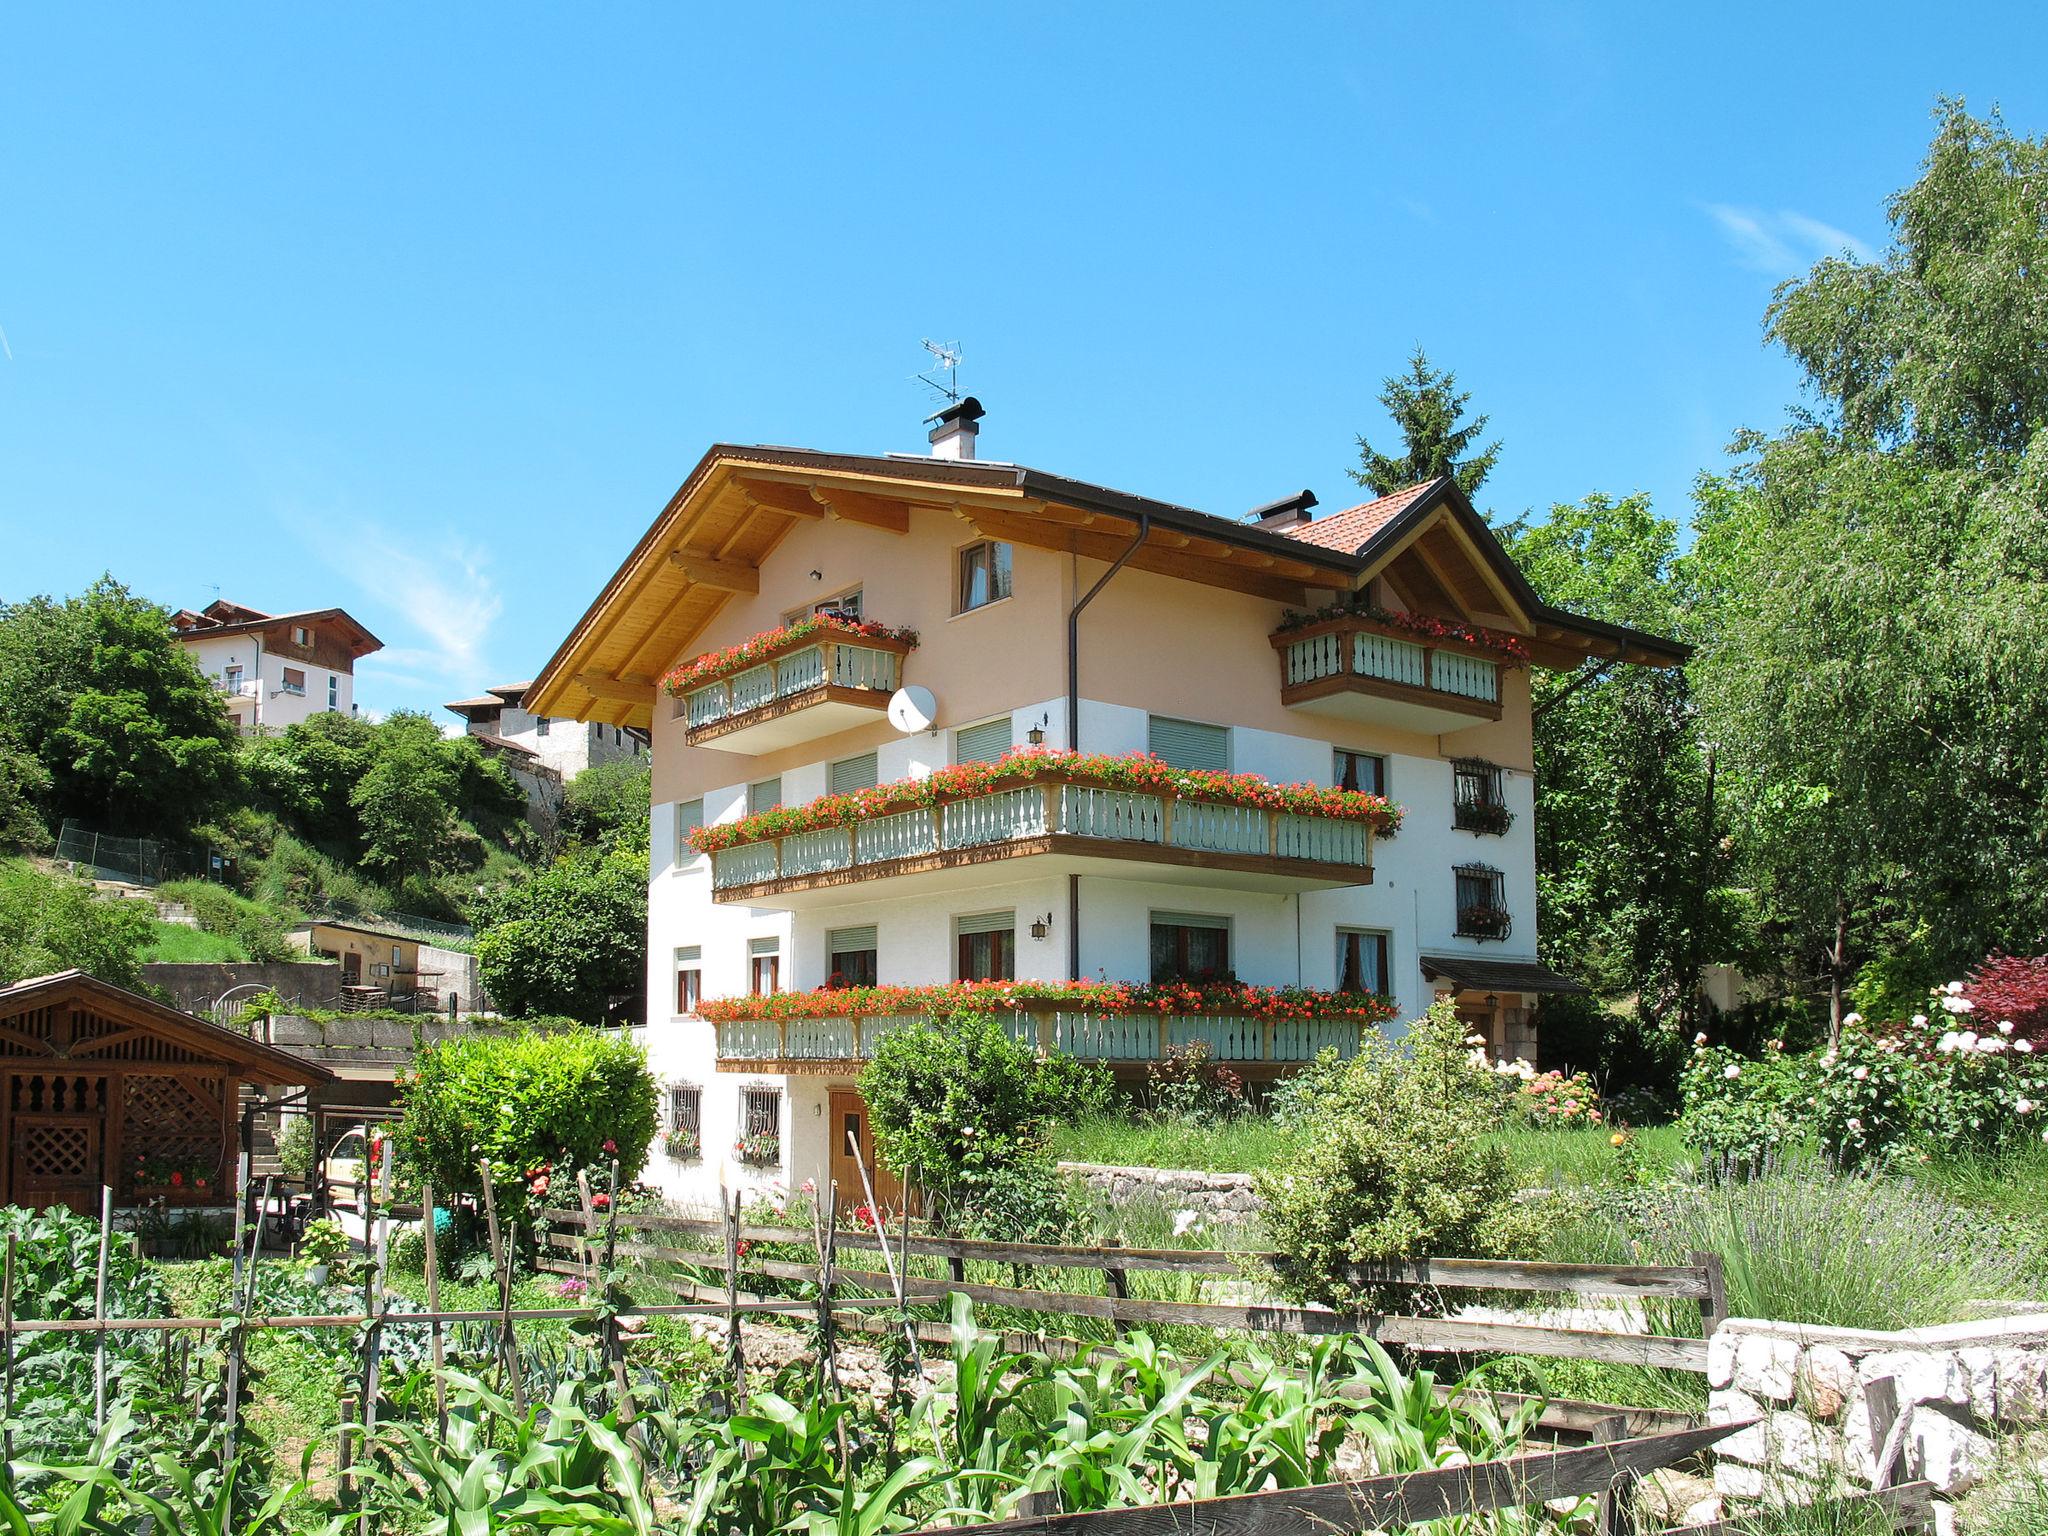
<box><xmin>341</xmin><ymin>951</ymin><xmax>362</xmax><ymax>984</ymax></box>
<box><xmin>11</xmin><ymin>1115</ymin><xmax>102</xmax><ymax>1215</ymax></box>
<box><xmin>827</xmin><ymin>1088</ymin><xmax>904</xmax><ymax>1214</ymax></box>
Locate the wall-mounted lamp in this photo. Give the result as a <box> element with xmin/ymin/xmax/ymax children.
<box><xmin>809</xmin><ymin>569</ymin><xmax>823</xmax><ymax>582</ymax></box>
<box><xmin>1029</xmin><ymin>912</ymin><xmax>1053</xmax><ymax>941</ymax></box>
<box><xmin>1026</xmin><ymin>713</ymin><xmax>1049</xmax><ymax>747</ymax></box>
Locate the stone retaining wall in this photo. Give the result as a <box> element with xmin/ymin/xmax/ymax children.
<box><xmin>143</xmin><ymin>960</ymin><xmax>347</xmax><ymax>1015</ymax></box>
<box><xmin>1709</xmin><ymin>1310</ymin><xmax>2048</xmax><ymax>1514</ymax></box>
<box><xmin>1057</xmin><ymin>1161</ymin><xmax>1262</xmax><ymax>1227</ymax></box>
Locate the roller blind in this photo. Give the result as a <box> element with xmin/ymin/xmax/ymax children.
<box><xmin>674</xmin><ymin>945</ymin><xmax>702</xmax><ymax>963</ymax></box>
<box><xmin>1147</xmin><ymin>715</ymin><xmax>1229</xmax><ymax>771</ymax></box>
<box><xmin>747</xmin><ymin>778</ymin><xmax>782</xmax><ymax>815</ymax></box>
<box><xmin>748</xmin><ymin>936</ymin><xmax>781</xmax><ymax>957</ymax></box>
<box><xmin>827</xmin><ymin>925</ymin><xmax>878</xmax><ymax>953</ymax></box>
<box><xmin>830</xmin><ymin>752</ymin><xmax>879</xmax><ymax>794</ymax></box>
<box><xmin>954</xmin><ymin>910</ymin><xmax>1014</xmax><ymax>936</ymax></box>
<box><xmin>1152</xmin><ymin>910</ymin><xmax>1231</xmax><ymax>931</ymax></box>
<box><xmin>955</xmin><ymin>717</ymin><xmax>1012</xmax><ymax>765</ymax></box>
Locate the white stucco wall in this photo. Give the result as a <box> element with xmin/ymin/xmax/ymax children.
<box><xmin>632</xmin><ymin>692</ymin><xmax>1542</xmax><ymax>1208</ymax></box>
<box><xmin>495</xmin><ymin>703</ymin><xmax>648</xmax><ymax>780</ymax></box>
<box><xmin>177</xmin><ymin>633</ymin><xmax>356</xmax><ymax>732</ymax></box>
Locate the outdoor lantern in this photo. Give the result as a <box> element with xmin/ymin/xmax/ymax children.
<box><xmin>1030</xmin><ymin>912</ymin><xmax>1052</xmax><ymax>941</ymax></box>
<box><xmin>1027</xmin><ymin>718</ymin><xmax>1047</xmax><ymax>746</ymax></box>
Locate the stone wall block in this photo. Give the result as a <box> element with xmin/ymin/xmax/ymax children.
<box><xmin>1733</xmin><ymin>1334</ymin><xmax>1801</xmax><ymax>1402</ymax></box>
<box><xmin>1799</xmin><ymin>1345</ymin><xmax>1855</xmax><ymax>1422</ymax></box>
<box><xmin>1904</xmin><ymin>1404</ymin><xmax>1994</xmax><ymax>1495</ymax></box>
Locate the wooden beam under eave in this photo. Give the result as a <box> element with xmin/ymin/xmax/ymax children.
<box><xmin>809</xmin><ymin>485</ymin><xmax>910</xmax><ymax>533</ymax></box>
<box><xmin>667</xmin><ymin>552</ymin><xmax>759</xmax><ymax>592</ymax></box>
<box><xmin>574</xmin><ymin>671</ymin><xmax>658</xmax><ymax>705</ymax></box>
<box><xmin>732</xmin><ymin>477</ymin><xmax>827</xmax><ymax>518</ymax></box>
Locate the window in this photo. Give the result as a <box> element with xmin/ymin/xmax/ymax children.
<box><xmin>1150</xmin><ymin>911</ymin><xmax>1232</xmax><ymax>983</ymax></box>
<box><xmin>955</xmin><ymin>716</ymin><xmax>1012</xmax><ymax>765</ymax></box>
<box><xmin>747</xmin><ymin>777</ymin><xmax>782</xmax><ymax>816</ymax></box>
<box><xmin>280</xmin><ymin>667</ymin><xmax>306</xmax><ymax>696</ymax></box>
<box><xmin>675</xmin><ymin>799</ymin><xmax>704</xmax><ymax>863</ymax></box>
<box><xmin>958</xmin><ymin>540</ymin><xmax>1013</xmax><ymax>611</ymax></box>
<box><xmin>955</xmin><ymin>911</ymin><xmax>1015</xmax><ymax>981</ymax></box>
<box><xmin>327</xmin><ymin>676</ymin><xmax>339</xmax><ymax>711</ymax></box>
<box><xmin>1335</xmin><ymin>749</ymin><xmax>1386</xmax><ymax>797</ymax></box>
<box><xmin>392</xmin><ymin>945</ymin><xmax>403</xmax><ymax>965</ymax></box>
<box><xmin>292</xmin><ymin>625</ymin><xmax>310</xmax><ymax>646</ymax></box>
<box><xmin>674</xmin><ymin>945</ymin><xmax>702</xmax><ymax>1014</ymax></box>
<box><xmin>829</xmin><ymin>752</ymin><xmax>879</xmax><ymax>795</ymax></box>
<box><xmin>1148</xmin><ymin>715</ymin><xmax>1229</xmax><ymax>772</ymax></box>
<box><xmin>1336</xmin><ymin>928</ymin><xmax>1391</xmax><ymax>995</ymax></box>
<box><xmin>224</xmin><ymin>665</ymin><xmax>242</xmax><ymax>692</ymax></box>
<box><xmin>786</xmin><ymin>588</ymin><xmax>863</xmax><ymax>624</ymax></box>
<box><xmin>535</xmin><ymin>715</ymin><xmax>551</xmax><ymax>737</ymax></box>
<box><xmin>669</xmin><ymin>1084</ymin><xmax>701</xmax><ymax>1135</ymax></box>
<box><xmin>749</xmin><ymin>935</ymin><xmax>781</xmax><ymax>995</ymax></box>
<box><xmin>826</xmin><ymin>925</ymin><xmax>878</xmax><ymax>989</ymax></box>
<box><xmin>741</xmin><ymin>1085</ymin><xmax>781</xmax><ymax>1144</ymax></box>
<box><xmin>1454</xmin><ymin>864</ymin><xmax>1511</xmax><ymax>940</ymax></box>
<box><xmin>1452</xmin><ymin>758</ymin><xmax>1510</xmax><ymax>834</ymax></box>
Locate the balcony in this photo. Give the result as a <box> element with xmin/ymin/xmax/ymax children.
<box><xmin>705</xmin><ymin>767</ymin><xmax>1379</xmax><ymax>908</ymax></box>
<box><xmin>673</xmin><ymin>628</ymin><xmax>914</xmax><ymax>754</ymax></box>
<box><xmin>711</xmin><ymin>1006</ymin><xmax>1371</xmax><ymax>1074</ymax></box>
<box><xmin>213</xmin><ymin>676</ymin><xmax>259</xmax><ymax>708</ymax></box>
<box><xmin>1272</xmin><ymin>613</ymin><xmax>1509</xmax><ymax>733</ymax></box>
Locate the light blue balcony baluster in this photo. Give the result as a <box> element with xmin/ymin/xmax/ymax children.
<box><xmin>711</xmin><ymin>840</ymin><xmax>779</xmax><ymax>890</ymax></box>
<box><xmin>858</xmin><ymin>1014</ymin><xmax>920</xmax><ymax>1057</ymax></box>
<box><xmin>1000</xmin><ymin>1010</ymin><xmax>1041</xmax><ymax>1049</ymax></box>
<box><xmin>1354</xmin><ymin>631</ymin><xmax>1428</xmax><ymax>689</ymax></box>
<box><xmin>1275</xmin><ymin>814</ymin><xmax>1372</xmax><ymax>867</ymax></box>
<box><xmin>784</xmin><ymin>1016</ymin><xmax>856</xmax><ymax>1061</ymax></box>
<box><xmin>776</xmin><ymin>644</ymin><xmax>825</xmax><ymax>698</ymax></box>
<box><xmin>855</xmin><ymin>808</ymin><xmax>937</xmax><ymax>865</ymax></box>
<box><xmin>1168</xmin><ymin>1013</ymin><xmax>1263</xmax><ymax>1061</ymax></box>
<box><xmin>832</xmin><ymin>644</ymin><xmax>899</xmax><ymax>693</ymax></box>
<box><xmin>730</xmin><ymin>663</ymin><xmax>778</xmax><ymax>715</ymax></box>
<box><xmin>1056</xmin><ymin>1010</ymin><xmax>1160</xmax><ymax>1060</ymax></box>
<box><xmin>781</xmin><ymin>826</ymin><xmax>852</xmax><ymax>878</ymax></box>
<box><xmin>941</xmin><ymin>786</ymin><xmax>1047</xmax><ymax>850</ymax></box>
<box><xmin>718</xmin><ymin>1019</ymin><xmax>780</xmax><ymax>1060</ymax></box>
<box><xmin>1285</xmin><ymin>631</ymin><xmax>1346</xmax><ymax>686</ymax></box>
<box><xmin>685</xmin><ymin>682</ymin><xmax>731</xmax><ymax>729</ymax></box>
<box><xmin>1432</xmin><ymin>650</ymin><xmax>1499</xmax><ymax>702</ymax></box>
<box><xmin>1059</xmin><ymin>786</ymin><xmax>1165</xmax><ymax>844</ymax></box>
<box><xmin>1170</xmin><ymin>800</ymin><xmax>1270</xmax><ymax>855</ymax></box>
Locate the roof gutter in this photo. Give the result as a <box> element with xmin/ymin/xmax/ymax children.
<box><xmin>1066</xmin><ymin>511</ymin><xmax>1150</xmax><ymax>981</ymax></box>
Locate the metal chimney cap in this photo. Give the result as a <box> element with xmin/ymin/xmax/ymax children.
<box><xmin>930</xmin><ymin>395</ymin><xmax>985</xmax><ymax>426</ymax></box>
<box><xmin>1246</xmin><ymin>488</ymin><xmax>1319</xmax><ymax>526</ymax></box>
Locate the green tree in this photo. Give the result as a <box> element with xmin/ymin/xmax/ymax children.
<box><xmin>0</xmin><ymin>862</ymin><xmax>154</xmax><ymax>988</ymax></box>
<box><xmin>0</xmin><ymin>745</ymin><xmax>53</xmax><ymax>852</ymax></box>
<box><xmin>1684</xmin><ymin>102</ymin><xmax>2048</xmax><ymax>1035</ymax></box>
<box><xmin>350</xmin><ymin>727</ymin><xmax>463</xmax><ymax>884</ymax></box>
<box><xmin>472</xmin><ymin>846</ymin><xmax>646</xmax><ymax>1024</ymax></box>
<box><xmin>0</xmin><ymin>578</ymin><xmax>237</xmax><ymax>838</ymax></box>
<box><xmin>557</xmin><ymin>758</ymin><xmax>651</xmax><ymax>857</ymax></box>
<box><xmin>1350</xmin><ymin>347</ymin><xmax>1502</xmax><ymax>498</ymax></box>
<box><xmin>1503</xmin><ymin>494</ymin><xmax>1734</xmax><ymax>1052</ymax></box>
<box><xmin>396</xmin><ymin>1026</ymin><xmax>658</xmax><ymax>1224</ymax></box>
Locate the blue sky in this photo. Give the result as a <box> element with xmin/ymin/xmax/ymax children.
<box><xmin>3</xmin><ymin>3</ymin><xmax>2042</xmax><ymax>719</ymax></box>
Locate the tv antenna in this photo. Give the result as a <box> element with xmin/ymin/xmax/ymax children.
<box><xmin>916</xmin><ymin>339</ymin><xmax>962</xmax><ymax>405</ymax></box>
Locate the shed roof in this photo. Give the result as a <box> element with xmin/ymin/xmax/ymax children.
<box><xmin>0</xmin><ymin>971</ymin><xmax>336</xmax><ymax>1084</ymax></box>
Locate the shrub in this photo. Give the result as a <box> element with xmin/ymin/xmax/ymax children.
<box><xmin>861</xmin><ymin>1009</ymin><xmax>1109</xmax><ymax>1237</ymax></box>
<box><xmin>1141</xmin><ymin>1040</ymin><xmax>1245</xmax><ymax>1123</ymax></box>
<box><xmin>1495</xmin><ymin>1062</ymin><xmax>1604</xmax><ymax>1129</ymax></box>
<box><xmin>0</xmin><ymin>859</ymin><xmax>154</xmax><ymax>988</ymax></box>
<box><xmin>1256</xmin><ymin>1002</ymin><xmax>1538</xmax><ymax>1308</ymax></box>
<box><xmin>1962</xmin><ymin>953</ymin><xmax>2048</xmax><ymax>1044</ymax></box>
<box><xmin>275</xmin><ymin>1113</ymin><xmax>315</xmax><ymax>1181</ymax></box>
<box><xmin>396</xmin><ymin>1025</ymin><xmax>658</xmax><ymax>1224</ymax></box>
<box><xmin>1676</xmin><ymin>1040</ymin><xmax>1811</xmax><ymax>1171</ymax></box>
<box><xmin>155</xmin><ymin>879</ymin><xmax>295</xmax><ymax>962</ymax></box>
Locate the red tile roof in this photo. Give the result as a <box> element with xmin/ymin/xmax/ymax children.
<box><xmin>1279</xmin><ymin>479</ymin><xmax>1441</xmax><ymax>554</ymax></box>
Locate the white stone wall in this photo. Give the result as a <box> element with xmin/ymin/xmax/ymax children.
<box><xmin>1059</xmin><ymin>1161</ymin><xmax>1262</xmax><ymax>1228</ymax></box>
<box><xmin>1708</xmin><ymin>1311</ymin><xmax>2048</xmax><ymax>1504</ymax></box>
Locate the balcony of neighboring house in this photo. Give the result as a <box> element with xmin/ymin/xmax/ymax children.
<box><xmin>1270</xmin><ymin>607</ymin><xmax>1527</xmax><ymax>734</ymax></box>
<box><xmin>699</xmin><ymin>752</ymin><xmax>1391</xmax><ymax>910</ymax></box>
<box><xmin>213</xmin><ymin>673</ymin><xmax>260</xmax><ymax>709</ymax></box>
<box><xmin>668</xmin><ymin>616</ymin><xmax>916</xmax><ymax>755</ymax></box>
<box><xmin>708</xmin><ymin>999</ymin><xmax>1379</xmax><ymax>1074</ymax></box>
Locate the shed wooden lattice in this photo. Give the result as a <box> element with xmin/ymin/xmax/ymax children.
<box><xmin>0</xmin><ymin>970</ymin><xmax>332</xmax><ymax>1213</ymax></box>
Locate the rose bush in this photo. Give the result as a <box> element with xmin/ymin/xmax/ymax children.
<box><xmin>1492</xmin><ymin>1059</ymin><xmax>1603</xmax><ymax>1129</ymax></box>
<box><xmin>1676</xmin><ymin>1038</ymin><xmax>1811</xmax><ymax>1172</ymax></box>
<box><xmin>685</xmin><ymin>746</ymin><xmax>1402</xmax><ymax>854</ymax></box>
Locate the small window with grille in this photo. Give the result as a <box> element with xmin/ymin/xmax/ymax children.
<box><xmin>737</xmin><ymin>1086</ymin><xmax>781</xmax><ymax>1165</ymax></box>
<box><xmin>1452</xmin><ymin>758</ymin><xmax>1512</xmax><ymax>835</ymax></box>
<box><xmin>1454</xmin><ymin>864</ymin><xmax>1511</xmax><ymax>940</ymax></box>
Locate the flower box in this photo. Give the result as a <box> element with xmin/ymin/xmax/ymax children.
<box><xmin>662</xmin><ymin>1127</ymin><xmax>702</xmax><ymax>1161</ymax></box>
<box><xmin>698</xmin><ymin>977</ymin><xmax>1395</xmax><ymax>1026</ymax></box>
<box><xmin>1456</xmin><ymin>905</ymin><xmax>1514</xmax><ymax>941</ymax></box>
<box><xmin>734</xmin><ymin>1135</ymin><xmax>780</xmax><ymax>1167</ymax></box>
<box><xmin>1454</xmin><ymin>800</ymin><xmax>1515</xmax><ymax>836</ymax></box>
<box><xmin>662</xmin><ymin>614</ymin><xmax>918</xmax><ymax>697</ymax></box>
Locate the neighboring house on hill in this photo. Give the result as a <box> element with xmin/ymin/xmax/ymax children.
<box><xmin>524</xmin><ymin>398</ymin><xmax>1687</xmax><ymax>1207</ymax></box>
<box><xmin>444</xmin><ymin>681</ymin><xmax>649</xmax><ymax>788</ymax></box>
<box><xmin>287</xmin><ymin>918</ymin><xmax>478</xmax><ymax>1010</ymax></box>
<box><xmin>170</xmin><ymin>600</ymin><xmax>381</xmax><ymax>735</ymax></box>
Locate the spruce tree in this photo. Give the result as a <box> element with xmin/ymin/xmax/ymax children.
<box><xmin>1351</xmin><ymin>347</ymin><xmax>1502</xmax><ymax>498</ymax></box>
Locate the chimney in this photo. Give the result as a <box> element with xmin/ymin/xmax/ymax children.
<box><xmin>1246</xmin><ymin>489</ymin><xmax>1318</xmax><ymax>530</ymax></box>
<box><xmin>927</xmin><ymin>396</ymin><xmax>985</xmax><ymax>460</ymax></box>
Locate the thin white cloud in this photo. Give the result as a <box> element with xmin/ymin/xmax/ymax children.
<box><xmin>1703</xmin><ymin>204</ymin><xmax>1876</xmax><ymax>277</ymax></box>
<box><xmin>313</xmin><ymin>523</ymin><xmax>504</xmax><ymax>696</ymax></box>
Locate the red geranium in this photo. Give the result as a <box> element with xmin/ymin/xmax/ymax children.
<box><xmin>662</xmin><ymin>614</ymin><xmax>920</xmax><ymax>696</ymax></box>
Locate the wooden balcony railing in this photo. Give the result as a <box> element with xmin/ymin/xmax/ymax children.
<box><xmin>707</xmin><ymin>772</ymin><xmax>1377</xmax><ymax>900</ymax></box>
<box><xmin>681</xmin><ymin>635</ymin><xmax>910</xmax><ymax>747</ymax></box>
<box><xmin>712</xmin><ymin>1006</ymin><xmax>1370</xmax><ymax>1072</ymax></box>
<box><xmin>1272</xmin><ymin>614</ymin><xmax>1504</xmax><ymax>723</ymax></box>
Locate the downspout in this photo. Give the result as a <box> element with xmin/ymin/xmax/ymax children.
<box><xmin>1065</xmin><ymin>512</ymin><xmax>1151</xmax><ymax>980</ymax></box>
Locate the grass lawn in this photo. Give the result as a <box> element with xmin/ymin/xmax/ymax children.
<box><xmin>1050</xmin><ymin>1112</ymin><xmax>1304</xmax><ymax>1173</ymax></box>
<box><xmin>144</xmin><ymin>919</ymin><xmax>249</xmax><ymax>963</ymax></box>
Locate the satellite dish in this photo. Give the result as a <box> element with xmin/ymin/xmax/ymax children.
<box><xmin>888</xmin><ymin>685</ymin><xmax>937</xmax><ymax>733</ymax></box>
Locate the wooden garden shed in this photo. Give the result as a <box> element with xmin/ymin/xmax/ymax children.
<box><xmin>0</xmin><ymin>970</ymin><xmax>333</xmax><ymax>1214</ymax></box>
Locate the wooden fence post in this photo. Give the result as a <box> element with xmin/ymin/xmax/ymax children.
<box><xmin>722</xmin><ymin>1185</ymin><xmax>745</xmax><ymax>1388</ymax></box>
<box><xmin>91</xmin><ymin>1185</ymin><xmax>112</xmax><ymax>1435</ymax></box>
<box><xmin>1103</xmin><ymin>1238</ymin><xmax>1130</xmax><ymax>1337</ymax></box>
<box><xmin>358</xmin><ymin>1172</ymin><xmax>381</xmax><ymax>1536</ymax></box>
<box><xmin>3</xmin><ymin>1232</ymin><xmax>14</xmax><ymax>1465</ymax></box>
<box><xmin>476</xmin><ymin>1161</ymin><xmax>526</xmax><ymax>1414</ymax></box>
<box><xmin>1694</xmin><ymin>1249</ymin><xmax>1728</xmax><ymax>1337</ymax></box>
<box><xmin>420</xmin><ymin>1181</ymin><xmax>447</xmax><ymax>1438</ymax></box>
<box><xmin>224</xmin><ymin>1176</ymin><xmax>271</xmax><ymax>1463</ymax></box>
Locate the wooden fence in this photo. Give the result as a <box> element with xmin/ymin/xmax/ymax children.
<box><xmin>536</xmin><ymin>1206</ymin><xmax>1728</xmax><ymax>1374</ymax></box>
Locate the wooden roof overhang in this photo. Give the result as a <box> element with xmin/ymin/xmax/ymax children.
<box><xmin>1333</xmin><ymin>479</ymin><xmax>1692</xmax><ymax>674</ymax></box>
<box><xmin>527</xmin><ymin>447</ymin><xmax>1367</xmax><ymax>730</ymax></box>
<box><xmin>0</xmin><ymin>971</ymin><xmax>336</xmax><ymax>1087</ymax></box>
